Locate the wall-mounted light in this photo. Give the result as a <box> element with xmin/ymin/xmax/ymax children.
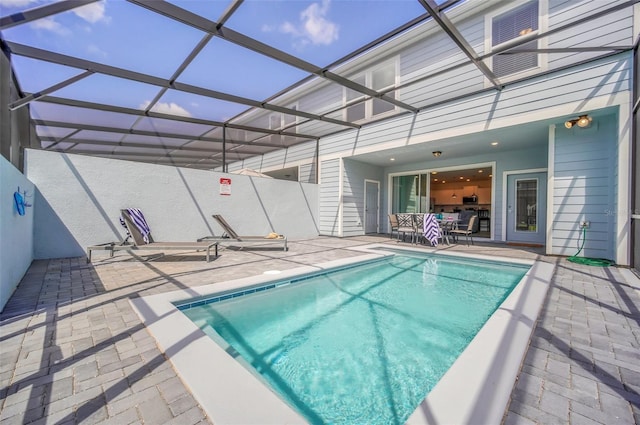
<box><xmin>564</xmin><ymin>115</ymin><xmax>592</xmax><ymax>129</ymax></box>
<box><xmin>432</xmin><ymin>151</ymin><xmax>442</xmax><ymax>157</ymax></box>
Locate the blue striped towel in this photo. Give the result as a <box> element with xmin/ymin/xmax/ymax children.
<box><xmin>423</xmin><ymin>213</ymin><xmax>440</xmax><ymax>247</ymax></box>
<box><xmin>125</xmin><ymin>208</ymin><xmax>152</xmax><ymax>244</ymax></box>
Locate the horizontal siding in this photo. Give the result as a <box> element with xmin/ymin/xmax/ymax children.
<box><xmin>299</xmin><ymin>163</ymin><xmax>316</xmax><ymax>184</ymax></box>
<box><xmin>551</xmin><ymin>113</ymin><xmax>617</xmax><ymax>259</ymax></box>
<box><xmin>319</xmin><ymin>159</ymin><xmax>340</xmax><ymax>236</ymax></box>
<box><xmin>316</xmin><ymin>54</ymin><xmax>629</xmax><ymax>162</ymax></box>
<box><xmin>399</xmin><ymin>10</ymin><xmax>485</xmax><ymax>108</ymax></box>
<box><xmin>342</xmin><ymin>159</ymin><xmax>384</xmax><ymax>237</ymax></box>
<box><xmin>296</xmin><ymin>119</ymin><xmax>351</xmax><ymax>138</ymax></box>
<box><xmin>398</xmin><ymin>64</ymin><xmax>485</xmax><ymax>110</ymax></box>
<box><xmin>548</xmin><ymin>4</ymin><xmax>633</xmax><ymax>69</ymax></box>
<box><xmin>342</xmin><ymin>160</ymin><xmax>364</xmax><ymax>237</ymax></box>
<box><xmin>225</xmin><ymin>0</ymin><xmax>632</xmax><ymax>144</ymax></box>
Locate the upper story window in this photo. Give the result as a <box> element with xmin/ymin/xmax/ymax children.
<box><xmin>270</xmin><ymin>104</ymin><xmax>299</xmax><ymax>131</ymax></box>
<box><xmin>345</xmin><ymin>61</ymin><xmax>397</xmax><ymax>123</ymax></box>
<box><xmin>490</xmin><ymin>1</ymin><xmax>540</xmax><ymax>78</ymax></box>
<box><xmin>269</xmin><ymin>104</ymin><xmax>299</xmax><ymax>144</ymax></box>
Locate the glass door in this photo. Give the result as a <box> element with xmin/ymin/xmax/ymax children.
<box><xmin>506</xmin><ymin>173</ymin><xmax>547</xmax><ymax>244</ymax></box>
<box><xmin>391</xmin><ymin>173</ymin><xmax>429</xmax><ymax>213</ymax></box>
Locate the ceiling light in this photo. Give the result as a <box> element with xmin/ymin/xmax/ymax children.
<box><xmin>564</xmin><ymin>115</ymin><xmax>592</xmax><ymax>129</ymax></box>
<box><xmin>432</xmin><ymin>151</ymin><xmax>442</xmax><ymax>157</ymax></box>
<box><xmin>390</xmin><ymin>158</ymin><xmax>395</xmax><ymax>161</ymax></box>
<box><xmin>466</xmin><ymin>178</ymin><xmax>471</xmax><ymax>182</ymax></box>
<box><xmin>451</xmin><ymin>192</ymin><xmax>457</xmax><ymax>199</ymax></box>
<box><xmin>431</xmin><ymin>171</ymin><xmax>438</xmax><ymax>175</ymax></box>
<box><xmin>459</xmin><ymin>176</ymin><xmax>464</xmax><ymax>180</ymax></box>
<box><xmin>491</xmin><ymin>141</ymin><xmax>499</xmax><ymax>146</ymax></box>
<box><xmin>433</xmin><ymin>178</ymin><xmax>438</xmax><ymax>182</ymax></box>
<box><xmin>478</xmin><ymin>169</ymin><xmax>483</xmax><ymax>173</ymax></box>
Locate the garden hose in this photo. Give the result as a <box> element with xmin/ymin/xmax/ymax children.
<box><xmin>567</xmin><ymin>226</ymin><xmax>614</xmax><ymax>267</ymax></box>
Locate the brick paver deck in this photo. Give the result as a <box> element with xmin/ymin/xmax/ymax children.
<box><xmin>1</xmin><ymin>236</ymin><xmax>638</xmax><ymax>424</ymax></box>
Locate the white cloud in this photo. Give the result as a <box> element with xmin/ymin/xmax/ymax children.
<box><xmin>29</xmin><ymin>16</ymin><xmax>71</xmax><ymax>36</ymax></box>
<box><xmin>0</xmin><ymin>0</ymin><xmax>39</xmax><ymax>7</ymax></box>
<box><xmin>73</xmin><ymin>1</ymin><xmax>110</xmax><ymax>24</ymax></box>
<box><xmin>87</xmin><ymin>44</ymin><xmax>107</xmax><ymax>59</ymax></box>
<box><xmin>280</xmin><ymin>0</ymin><xmax>338</xmax><ymax>47</ymax></box>
<box><xmin>141</xmin><ymin>100</ymin><xmax>192</xmax><ymax>117</ymax></box>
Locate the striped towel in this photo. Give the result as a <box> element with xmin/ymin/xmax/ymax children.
<box><xmin>423</xmin><ymin>213</ymin><xmax>439</xmax><ymax>247</ymax></box>
<box><xmin>125</xmin><ymin>208</ymin><xmax>152</xmax><ymax>244</ymax></box>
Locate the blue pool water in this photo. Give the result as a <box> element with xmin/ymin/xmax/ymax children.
<box><xmin>179</xmin><ymin>252</ymin><xmax>529</xmax><ymax>424</ymax></box>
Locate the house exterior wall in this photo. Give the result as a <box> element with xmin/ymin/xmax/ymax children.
<box><xmin>299</xmin><ymin>162</ymin><xmax>316</xmax><ymax>184</ymax></box>
<box><xmin>218</xmin><ymin>0</ymin><xmax>634</xmax><ymax>156</ymax></box>
<box><xmin>220</xmin><ymin>2</ymin><xmax>634</xmax><ymax>264</ymax></box>
<box><xmin>226</xmin><ymin>139</ymin><xmax>318</xmax><ymax>183</ymax></box>
<box><xmin>342</xmin><ymin>159</ymin><xmax>385</xmax><ymax>237</ymax></box>
<box><xmin>383</xmin><ymin>146</ymin><xmax>549</xmax><ymax>241</ymax></box>
<box><xmin>318</xmin><ymin>158</ymin><xmax>341</xmax><ymax>236</ymax></box>
<box><xmin>550</xmin><ymin>113</ymin><xmax>618</xmax><ymax>259</ymax></box>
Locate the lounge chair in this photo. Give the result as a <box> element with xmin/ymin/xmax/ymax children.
<box><xmin>450</xmin><ymin>215</ymin><xmax>477</xmax><ymax>246</ymax></box>
<box><xmin>87</xmin><ymin>209</ymin><xmax>218</xmax><ymax>262</ymax></box>
<box><xmin>203</xmin><ymin>214</ymin><xmax>288</xmax><ymax>251</ymax></box>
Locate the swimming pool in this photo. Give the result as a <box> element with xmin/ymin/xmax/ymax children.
<box><xmin>179</xmin><ymin>253</ymin><xmax>529</xmax><ymax>424</ymax></box>
<box><xmin>130</xmin><ymin>245</ymin><xmax>554</xmax><ymax>424</ymax></box>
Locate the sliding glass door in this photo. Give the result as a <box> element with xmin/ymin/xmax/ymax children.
<box><xmin>391</xmin><ymin>173</ymin><xmax>430</xmax><ymax>213</ymax></box>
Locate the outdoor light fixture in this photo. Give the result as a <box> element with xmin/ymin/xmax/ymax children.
<box><xmin>564</xmin><ymin>115</ymin><xmax>592</xmax><ymax>129</ymax></box>
<box><xmin>432</xmin><ymin>151</ymin><xmax>442</xmax><ymax>157</ymax></box>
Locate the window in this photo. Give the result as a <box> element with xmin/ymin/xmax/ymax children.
<box><xmin>269</xmin><ymin>104</ymin><xmax>298</xmax><ymax>131</ymax></box>
<box><xmin>346</xmin><ymin>75</ymin><xmax>366</xmax><ymax>122</ymax></box>
<box><xmin>391</xmin><ymin>173</ymin><xmax>429</xmax><ymax>213</ymax></box>
<box><xmin>269</xmin><ymin>104</ymin><xmax>299</xmax><ymax>144</ymax></box>
<box><xmin>515</xmin><ymin>179</ymin><xmax>537</xmax><ymax>232</ymax></box>
<box><xmin>371</xmin><ymin>66</ymin><xmax>395</xmax><ymax>116</ymax></box>
<box><xmin>490</xmin><ymin>1</ymin><xmax>540</xmax><ymax>78</ymax></box>
<box><xmin>345</xmin><ymin>61</ymin><xmax>396</xmax><ymax>122</ymax></box>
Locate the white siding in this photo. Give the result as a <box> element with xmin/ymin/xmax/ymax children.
<box><xmin>551</xmin><ymin>113</ymin><xmax>617</xmax><ymax>260</ymax></box>
<box><xmin>225</xmin><ymin>140</ymin><xmax>317</xmax><ymax>177</ymax></box>
<box><xmin>299</xmin><ymin>163</ymin><xmax>316</xmax><ymax>184</ymax></box>
<box><xmin>548</xmin><ymin>1</ymin><xmax>633</xmax><ymax>69</ymax></box>
<box><xmin>316</xmin><ymin>54</ymin><xmax>630</xmax><ymax>161</ymax></box>
<box><xmin>342</xmin><ymin>159</ymin><xmax>384</xmax><ymax>237</ymax></box>
<box><xmin>319</xmin><ymin>159</ymin><xmax>341</xmax><ymax>236</ymax></box>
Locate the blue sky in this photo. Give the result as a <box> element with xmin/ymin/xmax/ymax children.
<box><xmin>0</xmin><ymin>0</ymin><xmax>427</xmax><ymax>122</ymax></box>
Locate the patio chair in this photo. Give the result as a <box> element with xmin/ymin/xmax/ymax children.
<box><xmin>450</xmin><ymin>215</ymin><xmax>477</xmax><ymax>246</ymax></box>
<box><xmin>396</xmin><ymin>213</ymin><xmax>417</xmax><ymax>243</ymax></box>
<box><xmin>204</xmin><ymin>214</ymin><xmax>288</xmax><ymax>251</ymax></box>
<box><xmin>87</xmin><ymin>208</ymin><xmax>218</xmax><ymax>262</ymax></box>
<box><xmin>388</xmin><ymin>213</ymin><xmax>399</xmax><ymax>239</ymax></box>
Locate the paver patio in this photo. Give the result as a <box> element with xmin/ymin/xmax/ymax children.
<box><xmin>1</xmin><ymin>236</ymin><xmax>638</xmax><ymax>424</ymax></box>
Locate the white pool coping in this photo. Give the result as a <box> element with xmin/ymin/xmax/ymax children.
<box><xmin>129</xmin><ymin>244</ymin><xmax>555</xmax><ymax>425</ymax></box>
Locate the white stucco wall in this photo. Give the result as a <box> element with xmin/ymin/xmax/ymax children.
<box><xmin>24</xmin><ymin>150</ymin><xmax>319</xmax><ymax>259</ymax></box>
<box><xmin>0</xmin><ymin>156</ymin><xmax>34</xmax><ymax>311</ymax></box>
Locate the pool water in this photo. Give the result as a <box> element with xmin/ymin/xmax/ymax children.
<box><xmin>180</xmin><ymin>253</ymin><xmax>529</xmax><ymax>424</ymax></box>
